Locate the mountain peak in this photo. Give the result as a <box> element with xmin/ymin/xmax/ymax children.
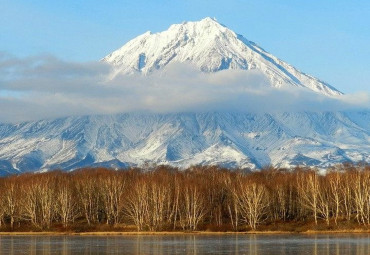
<box><xmin>102</xmin><ymin>18</ymin><xmax>342</xmax><ymax>96</ymax></box>
<box><xmin>178</xmin><ymin>17</ymin><xmax>221</xmax><ymax>27</ymax></box>
<box><xmin>193</xmin><ymin>17</ymin><xmax>223</xmax><ymax>27</ymax></box>
<box><xmin>177</xmin><ymin>17</ymin><xmax>232</xmax><ymax>36</ymax></box>
<box><xmin>201</xmin><ymin>17</ymin><xmax>218</xmax><ymax>22</ymax></box>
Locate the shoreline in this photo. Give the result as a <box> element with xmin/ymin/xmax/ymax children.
<box><xmin>1</xmin><ymin>230</ymin><xmax>369</xmax><ymax>236</ymax></box>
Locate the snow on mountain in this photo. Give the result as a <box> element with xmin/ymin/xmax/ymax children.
<box><xmin>0</xmin><ymin>18</ymin><xmax>367</xmax><ymax>176</ymax></box>
<box><xmin>103</xmin><ymin>17</ymin><xmax>342</xmax><ymax>96</ymax></box>
<box><xmin>0</xmin><ymin>112</ymin><xmax>368</xmax><ymax>175</ymax></box>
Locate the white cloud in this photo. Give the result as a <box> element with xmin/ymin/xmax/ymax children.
<box><xmin>0</xmin><ymin>54</ymin><xmax>369</xmax><ymax>123</ymax></box>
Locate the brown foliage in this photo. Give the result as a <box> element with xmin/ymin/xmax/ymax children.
<box><xmin>0</xmin><ymin>163</ymin><xmax>369</xmax><ymax>232</ymax></box>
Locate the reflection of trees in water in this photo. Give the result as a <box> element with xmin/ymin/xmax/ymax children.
<box><xmin>0</xmin><ymin>235</ymin><xmax>370</xmax><ymax>254</ymax></box>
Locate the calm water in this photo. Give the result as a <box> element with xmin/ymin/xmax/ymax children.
<box><xmin>0</xmin><ymin>234</ymin><xmax>369</xmax><ymax>255</ymax></box>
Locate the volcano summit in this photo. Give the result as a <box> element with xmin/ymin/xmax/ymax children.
<box><xmin>103</xmin><ymin>17</ymin><xmax>341</xmax><ymax>96</ymax></box>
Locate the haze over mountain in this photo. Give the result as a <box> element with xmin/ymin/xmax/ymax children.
<box><xmin>0</xmin><ymin>18</ymin><xmax>368</xmax><ymax>175</ymax></box>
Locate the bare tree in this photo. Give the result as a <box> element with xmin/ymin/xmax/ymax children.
<box><xmin>2</xmin><ymin>177</ymin><xmax>20</xmax><ymax>229</ymax></box>
<box><xmin>178</xmin><ymin>174</ymin><xmax>207</xmax><ymax>231</ymax></box>
<box><xmin>98</xmin><ymin>170</ymin><xmax>126</xmax><ymax>225</ymax></box>
<box><xmin>317</xmin><ymin>177</ymin><xmax>331</xmax><ymax>226</ymax></box>
<box><xmin>38</xmin><ymin>173</ymin><xmax>56</xmax><ymax>229</ymax></box>
<box><xmin>74</xmin><ymin>170</ymin><xmax>101</xmax><ymax>225</ymax></box>
<box><xmin>327</xmin><ymin>171</ymin><xmax>342</xmax><ymax>225</ymax></box>
<box><xmin>20</xmin><ymin>176</ymin><xmax>42</xmax><ymax>228</ymax></box>
<box><xmin>224</xmin><ymin>172</ymin><xmax>240</xmax><ymax>231</ymax></box>
<box><xmin>55</xmin><ymin>173</ymin><xmax>79</xmax><ymax>227</ymax></box>
<box><xmin>0</xmin><ymin>179</ymin><xmax>5</xmax><ymax>228</ymax></box>
<box><xmin>296</xmin><ymin>170</ymin><xmax>320</xmax><ymax>225</ymax></box>
<box><xmin>123</xmin><ymin>174</ymin><xmax>149</xmax><ymax>231</ymax></box>
<box><xmin>232</xmin><ymin>176</ymin><xmax>268</xmax><ymax>230</ymax></box>
<box><xmin>352</xmin><ymin>169</ymin><xmax>370</xmax><ymax>225</ymax></box>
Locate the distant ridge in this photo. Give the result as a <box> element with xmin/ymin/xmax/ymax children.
<box><xmin>0</xmin><ymin>112</ymin><xmax>368</xmax><ymax>175</ymax></box>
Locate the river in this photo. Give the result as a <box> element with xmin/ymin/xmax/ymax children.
<box><xmin>0</xmin><ymin>234</ymin><xmax>369</xmax><ymax>254</ymax></box>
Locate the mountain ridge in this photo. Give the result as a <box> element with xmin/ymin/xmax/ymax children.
<box><xmin>0</xmin><ymin>111</ymin><xmax>368</xmax><ymax>176</ymax></box>
<box><xmin>103</xmin><ymin>17</ymin><xmax>342</xmax><ymax>96</ymax></box>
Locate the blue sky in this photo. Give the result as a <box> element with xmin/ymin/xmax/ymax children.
<box><xmin>1</xmin><ymin>0</ymin><xmax>369</xmax><ymax>93</ymax></box>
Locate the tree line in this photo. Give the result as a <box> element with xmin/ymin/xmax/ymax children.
<box><xmin>0</xmin><ymin>164</ymin><xmax>369</xmax><ymax>231</ymax></box>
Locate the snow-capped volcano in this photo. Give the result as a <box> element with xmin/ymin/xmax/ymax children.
<box><xmin>0</xmin><ymin>18</ymin><xmax>367</xmax><ymax>176</ymax></box>
<box><xmin>103</xmin><ymin>17</ymin><xmax>341</xmax><ymax>96</ymax></box>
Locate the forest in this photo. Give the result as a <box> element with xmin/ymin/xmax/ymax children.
<box><xmin>0</xmin><ymin>164</ymin><xmax>369</xmax><ymax>232</ymax></box>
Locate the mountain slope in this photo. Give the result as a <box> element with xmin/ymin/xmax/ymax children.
<box><xmin>103</xmin><ymin>17</ymin><xmax>341</xmax><ymax>96</ymax></box>
<box><xmin>0</xmin><ymin>18</ymin><xmax>367</xmax><ymax>176</ymax></box>
<box><xmin>0</xmin><ymin>112</ymin><xmax>368</xmax><ymax>175</ymax></box>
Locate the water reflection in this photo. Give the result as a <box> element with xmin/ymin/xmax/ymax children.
<box><xmin>0</xmin><ymin>234</ymin><xmax>369</xmax><ymax>255</ymax></box>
